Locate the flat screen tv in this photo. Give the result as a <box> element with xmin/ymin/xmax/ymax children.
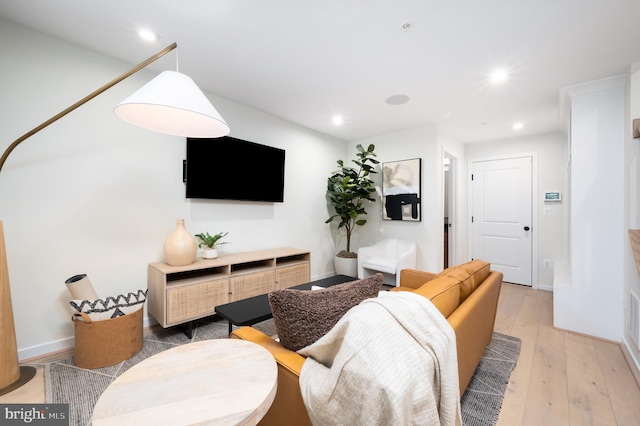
<box><xmin>184</xmin><ymin>136</ymin><xmax>285</xmax><ymax>202</ymax></box>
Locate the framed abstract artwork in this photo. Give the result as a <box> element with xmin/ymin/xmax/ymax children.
<box><xmin>382</xmin><ymin>158</ymin><xmax>421</xmax><ymax>221</ymax></box>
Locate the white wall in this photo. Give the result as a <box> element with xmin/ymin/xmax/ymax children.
<box><xmin>624</xmin><ymin>61</ymin><xmax>640</xmax><ymax>368</ymax></box>
<box><xmin>342</xmin><ymin>126</ymin><xmax>569</xmax><ymax>286</ymax></box>
<box><xmin>0</xmin><ymin>19</ymin><xmax>346</xmax><ymax>359</ymax></box>
<box><xmin>464</xmin><ymin>132</ymin><xmax>567</xmax><ymax>289</ymax></box>
<box><xmin>343</xmin><ymin>125</ymin><xmax>445</xmax><ymax>273</ymax></box>
<box><xmin>555</xmin><ymin>76</ymin><xmax>625</xmax><ymax>342</ymax></box>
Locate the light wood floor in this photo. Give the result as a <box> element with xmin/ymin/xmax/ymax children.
<box><xmin>2</xmin><ymin>283</ymin><xmax>640</xmax><ymax>425</ymax></box>
<box><xmin>495</xmin><ymin>283</ymin><xmax>640</xmax><ymax>426</ymax></box>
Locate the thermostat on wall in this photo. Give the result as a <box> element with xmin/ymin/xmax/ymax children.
<box><xmin>544</xmin><ymin>191</ymin><xmax>562</xmax><ymax>202</ymax></box>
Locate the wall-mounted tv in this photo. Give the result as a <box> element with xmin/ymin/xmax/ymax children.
<box><xmin>184</xmin><ymin>136</ymin><xmax>285</xmax><ymax>202</ymax></box>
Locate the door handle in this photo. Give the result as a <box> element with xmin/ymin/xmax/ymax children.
<box><xmin>524</xmin><ymin>226</ymin><xmax>530</xmax><ymax>231</ymax></box>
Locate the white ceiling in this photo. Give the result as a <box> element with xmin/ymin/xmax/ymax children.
<box><xmin>1</xmin><ymin>0</ymin><xmax>639</xmax><ymax>143</ymax></box>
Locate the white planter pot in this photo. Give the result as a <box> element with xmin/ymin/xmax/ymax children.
<box><xmin>334</xmin><ymin>255</ymin><xmax>358</xmax><ymax>278</ymax></box>
<box><xmin>202</xmin><ymin>248</ymin><xmax>218</xmax><ymax>259</ymax></box>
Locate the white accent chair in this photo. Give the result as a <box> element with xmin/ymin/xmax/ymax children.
<box><xmin>357</xmin><ymin>238</ymin><xmax>417</xmax><ymax>286</ymax></box>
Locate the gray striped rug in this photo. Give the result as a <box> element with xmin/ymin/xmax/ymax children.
<box><xmin>45</xmin><ymin>319</ymin><xmax>519</xmax><ymax>426</ymax></box>
<box><xmin>461</xmin><ymin>333</ymin><xmax>521</xmax><ymax>425</ymax></box>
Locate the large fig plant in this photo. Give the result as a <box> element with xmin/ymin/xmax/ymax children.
<box><xmin>326</xmin><ymin>144</ymin><xmax>379</xmax><ymax>256</ymax></box>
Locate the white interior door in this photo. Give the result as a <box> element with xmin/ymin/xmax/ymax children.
<box><xmin>471</xmin><ymin>157</ymin><xmax>532</xmax><ymax>286</ymax></box>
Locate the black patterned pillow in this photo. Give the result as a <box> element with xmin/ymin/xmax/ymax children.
<box><xmin>70</xmin><ymin>289</ymin><xmax>147</xmax><ymax>320</ymax></box>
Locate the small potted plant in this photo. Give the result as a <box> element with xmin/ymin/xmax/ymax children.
<box><xmin>194</xmin><ymin>231</ymin><xmax>229</xmax><ymax>259</ymax></box>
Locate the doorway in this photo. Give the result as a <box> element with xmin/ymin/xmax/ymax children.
<box><xmin>443</xmin><ymin>153</ymin><xmax>457</xmax><ymax>268</ymax></box>
<box><xmin>470</xmin><ymin>156</ymin><xmax>533</xmax><ymax>286</ymax></box>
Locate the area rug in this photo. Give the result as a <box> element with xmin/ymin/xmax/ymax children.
<box><xmin>45</xmin><ymin>319</ymin><xmax>520</xmax><ymax>426</ymax></box>
<box><xmin>461</xmin><ymin>332</ymin><xmax>521</xmax><ymax>425</ymax></box>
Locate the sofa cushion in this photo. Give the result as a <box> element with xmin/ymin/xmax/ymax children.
<box><xmin>397</xmin><ymin>269</ymin><xmax>438</xmax><ymax>290</ymax></box>
<box><xmin>462</xmin><ymin>259</ymin><xmax>490</xmax><ymax>280</ymax></box>
<box><xmin>361</xmin><ymin>257</ymin><xmax>397</xmax><ymax>274</ymax></box>
<box><xmin>461</xmin><ymin>259</ymin><xmax>490</xmax><ymax>294</ymax></box>
<box><xmin>442</xmin><ymin>259</ymin><xmax>490</xmax><ymax>302</ymax></box>
<box><xmin>413</xmin><ymin>275</ymin><xmax>461</xmax><ymax>318</ymax></box>
<box><xmin>435</xmin><ymin>266</ymin><xmax>457</xmax><ymax>278</ymax></box>
<box><xmin>268</xmin><ymin>274</ymin><xmax>383</xmax><ymax>351</ymax></box>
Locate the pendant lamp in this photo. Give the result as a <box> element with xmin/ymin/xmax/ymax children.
<box><xmin>114</xmin><ymin>70</ymin><xmax>230</xmax><ymax>138</ymax></box>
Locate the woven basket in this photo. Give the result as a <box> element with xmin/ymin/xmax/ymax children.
<box><xmin>72</xmin><ymin>307</ymin><xmax>143</xmax><ymax>369</ymax></box>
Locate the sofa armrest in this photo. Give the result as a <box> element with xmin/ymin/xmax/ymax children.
<box><xmin>230</xmin><ymin>327</ymin><xmax>311</xmax><ymax>426</ymax></box>
<box><xmin>231</xmin><ymin>326</ymin><xmax>305</xmax><ymax>375</ymax></box>
<box><xmin>447</xmin><ymin>270</ymin><xmax>503</xmax><ymax>395</ymax></box>
<box><xmin>398</xmin><ymin>269</ymin><xmax>438</xmax><ymax>289</ymax></box>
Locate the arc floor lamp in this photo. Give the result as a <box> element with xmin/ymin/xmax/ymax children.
<box><xmin>0</xmin><ymin>42</ymin><xmax>229</xmax><ymax>395</ymax></box>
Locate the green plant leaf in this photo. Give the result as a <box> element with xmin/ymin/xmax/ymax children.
<box><xmin>325</xmin><ymin>144</ymin><xmax>378</xmax><ymax>252</ymax></box>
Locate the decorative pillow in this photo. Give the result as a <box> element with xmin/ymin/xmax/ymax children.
<box><xmin>70</xmin><ymin>289</ymin><xmax>148</xmax><ymax>321</ymax></box>
<box><xmin>268</xmin><ymin>274</ymin><xmax>383</xmax><ymax>351</ymax></box>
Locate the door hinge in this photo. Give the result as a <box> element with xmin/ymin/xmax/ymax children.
<box><xmin>471</xmin><ymin>174</ymin><xmax>474</xmax><ymax>181</ymax></box>
<box><xmin>471</xmin><ymin>216</ymin><xmax>474</xmax><ymax>223</ymax></box>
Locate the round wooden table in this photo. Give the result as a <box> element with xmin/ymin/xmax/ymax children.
<box><xmin>92</xmin><ymin>339</ymin><xmax>277</xmax><ymax>425</ymax></box>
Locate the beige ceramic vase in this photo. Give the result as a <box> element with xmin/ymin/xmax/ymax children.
<box><xmin>163</xmin><ymin>219</ymin><xmax>198</xmax><ymax>266</ymax></box>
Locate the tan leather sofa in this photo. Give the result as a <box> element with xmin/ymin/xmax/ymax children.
<box><xmin>231</xmin><ymin>259</ymin><xmax>503</xmax><ymax>426</ymax></box>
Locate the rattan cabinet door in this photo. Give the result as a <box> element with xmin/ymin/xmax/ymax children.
<box><xmin>276</xmin><ymin>263</ymin><xmax>310</xmax><ymax>289</ymax></box>
<box><xmin>166</xmin><ymin>278</ymin><xmax>228</xmax><ymax>325</ymax></box>
<box><xmin>229</xmin><ymin>271</ymin><xmax>275</xmax><ymax>302</ymax></box>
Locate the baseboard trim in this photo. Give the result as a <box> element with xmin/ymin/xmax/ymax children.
<box><xmin>19</xmin><ymin>316</ymin><xmax>156</xmax><ymax>363</ymax></box>
<box><xmin>621</xmin><ymin>336</ymin><xmax>640</xmax><ymax>389</ymax></box>
<box><xmin>538</xmin><ymin>284</ymin><xmax>553</xmax><ymax>292</ymax></box>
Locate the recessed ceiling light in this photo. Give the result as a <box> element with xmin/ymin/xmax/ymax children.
<box><xmin>490</xmin><ymin>68</ymin><xmax>508</xmax><ymax>85</ymax></box>
<box><xmin>332</xmin><ymin>115</ymin><xmax>344</xmax><ymax>125</ymax></box>
<box><xmin>512</xmin><ymin>122</ymin><xmax>524</xmax><ymax>130</ymax></box>
<box><xmin>138</xmin><ymin>28</ymin><xmax>159</xmax><ymax>42</ymax></box>
<box><xmin>385</xmin><ymin>94</ymin><xmax>410</xmax><ymax>105</ymax></box>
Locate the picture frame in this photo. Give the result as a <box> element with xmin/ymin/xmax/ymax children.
<box><xmin>382</xmin><ymin>158</ymin><xmax>421</xmax><ymax>221</ymax></box>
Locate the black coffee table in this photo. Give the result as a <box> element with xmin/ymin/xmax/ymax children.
<box><xmin>215</xmin><ymin>275</ymin><xmax>356</xmax><ymax>334</ymax></box>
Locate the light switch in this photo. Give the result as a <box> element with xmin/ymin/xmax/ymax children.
<box><xmin>543</xmin><ymin>207</ymin><xmax>551</xmax><ymax>216</ymax></box>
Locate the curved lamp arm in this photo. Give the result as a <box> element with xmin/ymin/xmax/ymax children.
<box><xmin>0</xmin><ymin>42</ymin><xmax>177</xmax><ymax>174</ymax></box>
<box><xmin>0</xmin><ymin>41</ymin><xmax>177</xmax><ymax>396</ymax></box>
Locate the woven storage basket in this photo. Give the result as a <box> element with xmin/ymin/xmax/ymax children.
<box><xmin>72</xmin><ymin>307</ymin><xmax>143</xmax><ymax>369</ymax></box>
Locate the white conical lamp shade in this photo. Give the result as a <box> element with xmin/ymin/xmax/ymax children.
<box><xmin>114</xmin><ymin>70</ymin><xmax>230</xmax><ymax>138</ymax></box>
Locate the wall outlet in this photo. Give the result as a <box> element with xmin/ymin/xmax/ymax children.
<box><xmin>543</xmin><ymin>259</ymin><xmax>552</xmax><ymax>268</ymax></box>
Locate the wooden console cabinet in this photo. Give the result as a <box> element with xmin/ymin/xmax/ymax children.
<box><xmin>147</xmin><ymin>247</ymin><xmax>310</xmax><ymax>328</ymax></box>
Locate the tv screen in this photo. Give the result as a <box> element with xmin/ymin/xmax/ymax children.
<box><xmin>185</xmin><ymin>136</ymin><xmax>285</xmax><ymax>202</ymax></box>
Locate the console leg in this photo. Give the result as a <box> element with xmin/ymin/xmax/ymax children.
<box><xmin>179</xmin><ymin>321</ymin><xmax>194</xmax><ymax>339</ymax></box>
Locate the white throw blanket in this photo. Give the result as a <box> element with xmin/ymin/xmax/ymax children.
<box><xmin>298</xmin><ymin>291</ymin><xmax>461</xmax><ymax>426</ymax></box>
